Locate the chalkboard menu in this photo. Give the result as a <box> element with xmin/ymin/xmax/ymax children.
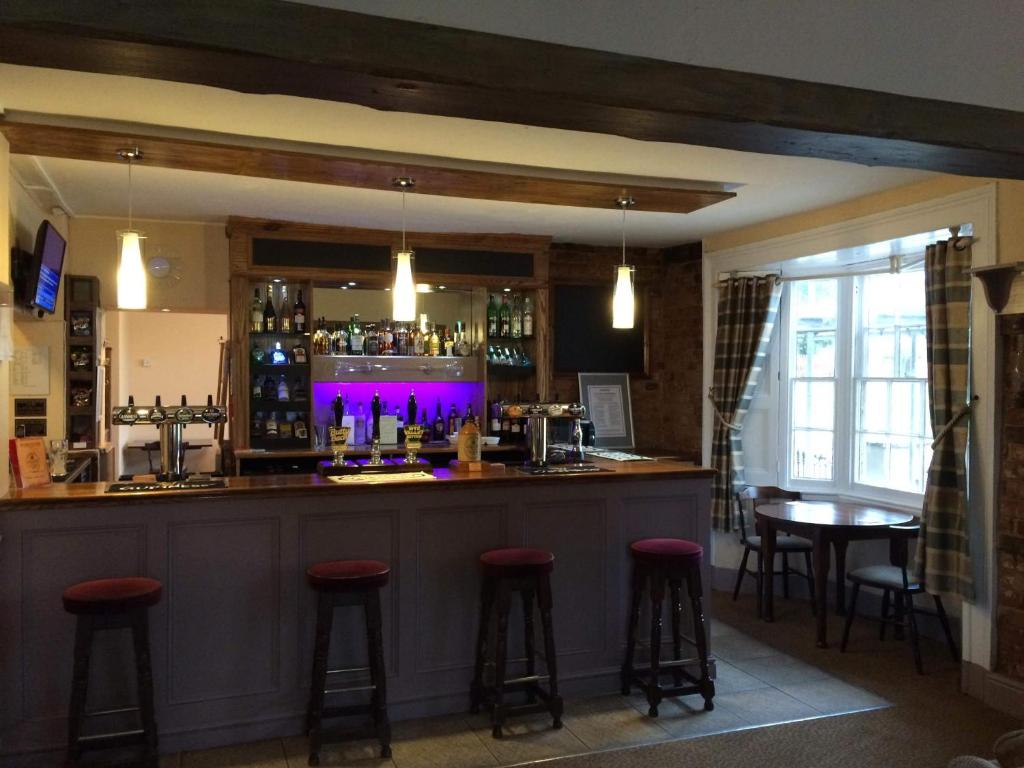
<box><xmin>553</xmin><ymin>284</ymin><xmax>645</xmax><ymax>373</ymax></box>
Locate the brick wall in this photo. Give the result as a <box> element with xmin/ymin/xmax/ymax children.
<box><xmin>998</xmin><ymin>315</ymin><xmax>1024</xmax><ymax>681</ymax></box>
<box><xmin>547</xmin><ymin>243</ymin><xmax>703</xmax><ymax>459</ymax></box>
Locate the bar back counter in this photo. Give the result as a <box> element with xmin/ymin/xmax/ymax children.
<box><xmin>0</xmin><ymin>459</ymin><xmax>714</xmax><ymax>762</ymax></box>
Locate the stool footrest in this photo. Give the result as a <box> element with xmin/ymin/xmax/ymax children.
<box><xmin>85</xmin><ymin>705</ymin><xmax>141</xmax><ymax>718</ymax></box>
<box><xmin>327</xmin><ymin>666</ymin><xmax>371</xmax><ymax>675</ymax></box>
<box><xmin>322</xmin><ymin>703</ymin><xmax>374</xmax><ymax>720</ymax></box>
<box><xmin>630</xmin><ymin>677</ymin><xmax>707</xmax><ymax>698</ymax></box>
<box><xmin>324</xmin><ymin>684</ymin><xmax>376</xmax><ymax>696</ymax></box>
<box><xmin>77</xmin><ymin>729</ymin><xmax>146</xmax><ymax>750</ymax></box>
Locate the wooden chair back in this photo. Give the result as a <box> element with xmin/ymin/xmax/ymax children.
<box><xmin>734</xmin><ymin>486</ymin><xmax>802</xmax><ymax>544</ymax></box>
<box><xmin>888</xmin><ymin>521</ymin><xmax>921</xmax><ymax>589</ymax></box>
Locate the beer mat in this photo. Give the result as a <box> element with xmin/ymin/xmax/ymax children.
<box><xmin>328</xmin><ymin>471</ymin><xmax>436</xmax><ymax>484</ymax></box>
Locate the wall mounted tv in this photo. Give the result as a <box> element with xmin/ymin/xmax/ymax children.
<box><xmin>13</xmin><ymin>220</ymin><xmax>66</xmax><ymax>316</ymax></box>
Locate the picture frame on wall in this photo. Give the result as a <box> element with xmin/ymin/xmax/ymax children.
<box><xmin>577</xmin><ymin>372</ymin><xmax>634</xmax><ymax>449</ymax></box>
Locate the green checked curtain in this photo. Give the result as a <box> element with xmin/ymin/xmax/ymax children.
<box><xmin>709</xmin><ymin>276</ymin><xmax>782</xmax><ymax>531</ymax></box>
<box><xmin>917</xmin><ymin>237</ymin><xmax>974</xmax><ymax>601</ymax></box>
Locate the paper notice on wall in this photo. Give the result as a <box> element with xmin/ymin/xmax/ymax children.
<box><xmin>11</xmin><ymin>347</ymin><xmax>50</xmax><ymax>395</ymax></box>
<box><xmin>586</xmin><ymin>384</ymin><xmax>627</xmax><ymax>439</ymax></box>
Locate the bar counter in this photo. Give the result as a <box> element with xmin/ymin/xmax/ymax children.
<box><xmin>0</xmin><ymin>459</ymin><xmax>714</xmax><ymax>762</ymax></box>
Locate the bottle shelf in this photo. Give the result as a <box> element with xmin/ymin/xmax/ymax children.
<box><xmin>252</xmin><ymin>363</ymin><xmax>310</xmax><ymax>373</ymax></box>
<box><xmin>488</xmin><ymin>335</ymin><xmax>535</xmax><ymax>341</ymax></box>
<box><xmin>250</xmin><ymin>331</ymin><xmax>310</xmax><ymax>338</ymax></box>
<box><xmin>487</xmin><ymin>365</ymin><xmax>536</xmax><ymax>379</ymax></box>
<box><xmin>312</xmin><ymin>354</ymin><xmax>483</xmax><ymax>383</ymax></box>
<box><xmin>249</xmin><ymin>400</ymin><xmax>310</xmax><ymax>409</ymax></box>
<box><xmin>250</xmin><ymin>437</ymin><xmax>311</xmax><ymax>450</ymax></box>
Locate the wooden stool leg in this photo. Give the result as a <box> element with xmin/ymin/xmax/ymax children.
<box><xmin>840</xmin><ymin>583</ymin><xmax>860</xmax><ymax>652</ymax></box>
<box><xmin>646</xmin><ymin>573</ymin><xmax>665</xmax><ymax>717</ymax></box>
<box><xmin>66</xmin><ymin>615</ymin><xmax>94</xmax><ymax>767</ymax></box>
<box><xmin>732</xmin><ymin>548</ymin><xmax>749</xmax><ymax>602</ymax></box>
<box><xmin>522</xmin><ymin>589</ymin><xmax>537</xmax><ymax>703</ymax></box>
<box><xmin>804</xmin><ymin>551</ymin><xmax>817</xmax><ymax>616</ymax></box>
<box><xmin>782</xmin><ymin>552</ymin><xmax>791</xmax><ymax>598</ymax></box>
<box><xmin>755</xmin><ymin>551</ymin><xmax>764</xmax><ymax>618</ymax></box>
<box><xmin>879</xmin><ymin>589</ymin><xmax>891</xmax><ymax>641</ymax></box>
<box><xmin>470</xmin><ymin>577</ymin><xmax>495</xmax><ymax>714</ymax></box>
<box><xmin>490</xmin><ymin>580</ymin><xmax>512</xmax><ymax>739</ymax></box>
<box><xmin>307</xmin><ymin>593</ymin><xmax>334</xmax><ymax>767</ymax></box>
<box><xmin>365</xmin><ymin>589</ymin><xmax>391</xmax><ymax>759</ymax></box>
<box><xmin>685</xmin><ymin>566</ymin><xmax>715</xmax><ymax>711</ymax></box>
<box><xmin>894</xmin><ymin>590</ymin><xmax>905</xmax><ymax>640</ymax></box>
<box><xmin>537</xmin><ymin>573</ymin><xmax>562</xmax><ymax>729</ymax></box>
<box><xmin>131</xmin><ymin>611</ymin><xmax>159</xmax><ymax>768</ymax></box>
<box><xmin>934</xmin><ymin>596</ymin><xmax>959</xmax><ymax>662</ymax></box>
<box><xmin>669</xmin><ymin>579</ymin><xmax>684</xmax><ymax>687</ymax></box>
<box><xmin>904</xmin><ymin>592</ymin><xmax>924</xmax><ymax>675</ymax></box>
<box><xmin>620</xmin><ymin>565</ymin><xmax>644</xmax><ymax>695</ymax></box>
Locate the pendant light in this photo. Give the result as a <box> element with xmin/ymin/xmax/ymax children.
<box><xmin>116</xmin><ymin>148</ymin><xmax>147</xmax><ymax>310</ymax></box>
<box><xmin>391</xmin><ymin>177</ymin><xmax>417</xmax><ymax>321</ymax></box>
<box><xmin>612</xmin><ymin>195</ymin><xmax>636</xmax><ymax>329</ymax></box>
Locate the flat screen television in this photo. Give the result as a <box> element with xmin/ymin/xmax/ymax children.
<box><xmin>17</xmin><ymin>220</ymin><xmax>66</xmax><ymax>315</ymax></box>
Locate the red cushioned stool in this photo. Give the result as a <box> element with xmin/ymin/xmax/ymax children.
<box><xmin>621</xmin><ymin>539</ymin><xmax>715</xmax><ymax>716</ymax></box>
<box><xmin>62</xmin><ymin>577</ymin><xmax>162</xmax><ymax>768</ymax></box>
<box><xmin>470</xmin><ymin>548</ymin><xmax>563</xmax><ymax>738</ymax></box>
<box><xmin>304</xmin><ymin>560</ymin><xmax>391</xmax><ymax>765</ymax></box>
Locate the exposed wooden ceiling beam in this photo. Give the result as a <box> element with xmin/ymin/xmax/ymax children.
<box><xmin>1</xmin><ymin>1</ymin><xmax>1022</xmax><ymax>179</ymax></box>
<box><xmin>0</xmin><ymin>120</ymin><xmax>733</xmax><ymax>214</ymax></box>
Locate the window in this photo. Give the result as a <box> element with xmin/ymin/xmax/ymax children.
<box><xmin>782</xmin><ymin>271</ymin><xmax>931</xmax><ymax>500</ymax></box>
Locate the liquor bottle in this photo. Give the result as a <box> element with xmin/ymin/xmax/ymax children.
<box><xmin>354</xmin><ymin>403</ymin><xmax>366</xmax><ymax>445</ymax></box>
<box><xmin>349</xmin><ymin>315</ymin><xmax>364</xmax><ymax>355</ymax></box>
<box><xmin>523</xmin><ymin>296</ymin><xmax>534</xmax><ymax>337</ymax></box>
<box><xmin>262</xmin><ymin>374</ymin><xmax>276</xmax><ymax>400</ymax></box>
<box><xmin>448</xmin><ymin>403</ymin><xmax>460</xmax><ymax>435</ymax></box>
<box><xmin>396</xmin><ymin>323</ymin><xmax>409</xmax><ymax>356</ymax></box>
<box><xmin>499</xmin><ymin>294</ymin><xmax>511</xmax><ymax>337</ymax></box>
<box><xmin>444</xmin><ymin>326</ymin><xmax>455</xmax><ymax>357</ymax></box>
<box><xmin>252</xmin><ymin>411</ymin><xmax>265</xmax><ymax>439</ymax></box>
<box><xmin>421</xmin><ymin>408</ymin><xmax>429</xmax><ymax>431</ymax></box>
<box><xmin>263</xmin><ymin>283</ymin><xmax>277</xmax><ymax>332</ymax></box>
<box><xmin>407</xmin><ymin>389</ymin><xmax>418</xmax><ymax>429</ymax></box>
<box><xmin>433</xmin><ymin>399</ymin><xmax>446</xmax><ymax>442</ymax></box>
<box><xmin>464</xmin><ymin>402</ymin><xmax>475</xmax><ymax>427</ymax></box>
<box><xmin>395</xmin><ymin>406</ymin><xmax>405</xmax><ymax>443</ymax></box>
<box><xmin>277</xmin><ymin>374</ymin><xmax>290</xmax><ymax>401</ymax></box>
<box><xmin>371</xmin><ymin>390</ymin><xmax>381</xmax><ymax>441</ymax></box>
<box><xmin>487</xmin><ymin>294</ymin><xmax>498</xmax><ymax>337</ymax></box>
<box><xmin>365</xmin><ymin>322</ymin><xmax>380</xmax><ymax>355</ymax></box>
<box><xmin>251</xmin><ymin>288</ymin><xmax>264</xmax><ymax>332</ymax></box>
<box><xmin>489</xmin><ymin>398</ymin><xmax>501</xmax><ymax>437</ymax></box>
<box><xmin>293</xmin><ymin>377</ymin><xmax>307</xmax><ymax>400</ymax></box>
<box><xmin>500</xmin><ymin>404</ymin><xmax>512</xmax><ymax>444</ymax></box>
<box><xmin>413</xmin><ymin>326</ymin><xmax>425</xmax><ymax>356</ymax></box>
<box><xmin>457</xmin><ymin>321</ymin><xmax>471</xmax><ymax>357</ymax></box>
<box><xmin>510</xmin><ymin>392</ymin><xmax>523</xmax><ymax>442</ymax></box>
<box><xmin>279</xmin><ymin>285</ymin><xmax>292</xmax><ymax>333</ymax></box>
<box><xmin>332</xmin><ymin>389</ymin><xmax>345</xmax><ymax>426</ymax></box>
<box><xmin>383</xmin><ymin>320</ymin><xmax>395</xmax><ymax>355</ymax></box>
<box><xmin>252</xmin><ymin>376</ymin><xmax>263</xmax><ymax>399</ymax></box>
<box><xmin>429</xmin><ymin>325</ymin><xmax>440</xmax><ymax>357</ymax></box>
<box><xmin>294</xmin><ymin>289</ymin><xmax>306</xmax><ymax>333</ymax></box>
<box><xmin>294</xmin><ymin>417</ymin><xmax>308</xmax><ymax>440</ymax></box>
<box><xmin>265</xmin><ymin>411</ymin><xmax>279</xmax><ymax>438</ymax></box>
<box><xmin>511</xmin><ymin>294</ymin><xmax>523</xmax><ymax>339</ymax></box>
<box><xmin>271</xmin><ymin>342</ymin><xmax>288</xmax><ymax>365</ymax></box>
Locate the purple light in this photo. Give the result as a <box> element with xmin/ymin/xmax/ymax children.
<box><xmin>311</xmin><ymin>381</ymin><xmax>486</xmax><ymax>427</ymax></box>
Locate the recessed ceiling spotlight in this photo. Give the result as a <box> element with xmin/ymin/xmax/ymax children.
<box><xmin>272</xmin><ymin>278</ymin><xmax>283</xmax><ymax>284</ymax></box>
<box><xmin>415</xmin><ymin>283</ymin><xmax>433</xmax><ymax>293</ymax></box>
<box><xmin>503</xmin><ymin>287</ymin><xmax>512</xmax><ymax>293</ymax></box>
<box><xmin>341</xmin><ymin>286</ymin><xmax>348</xmax><ymax>290</ymax></box>
<box><xmin>348</xmin><ymin>281</ymin><xmax>357</xmax><ymax>286</ymax></box>
<box><xmin>160</xmin><ymin>308</ymin><xmax>170</xmax><ymax>312</ymax></box>
<box><xmin>438</xmin><ymin>285</ymin><xmax>446</xmax><ymax>291</ymax></box>
<box><xmin>384</xmin><ymin>287</ymin><xmax>391</xmax><ymax>291</ymax></box>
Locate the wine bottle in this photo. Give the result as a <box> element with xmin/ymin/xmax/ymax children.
<box><xmin>433</xmin><ymin>399</ymin><xmax>446</xmax><ymax>442</ymax></box>
<box><xmin>355</xmin><ymin>403</ymin><xmax>366</xmax><ymax>444</ymax></box>
<box><xmin>277</xmin><ymin>374</ymin><xmax>290</xmax><ymax>401</ymax></box>
<box><xmin>487</xmin><ymin>294</ymin><xmax>498</xmax><ymax>337</ymax></box>
<box><xmin>263</xmin><ymin>283</ymin><xmax>277</xmax><ymax>332</ymax></box>
<box><xmin>499</xmin><ymin>294</ymin><xmax>511</xmax><ymax>337</ymax></box>
<box><xmin>523</xmin><ymin>296</ymin><xmax>534</xmax><ymax>337</ymax></box>
<box><xmin>511</xmin><ymin>294</ymin><xmax>523</xmax><ymax>339</ymax></box>
<box><xmin>251</xmin><ymin>288</ymin><xmax>263</xmax><ymax>332</ymax></box>
<box><xmin>293</xmin><ymin>289</ymin><xmax>306</xmax><ymax>332</ymax></box>
<box><xmin>279</xmin><ymin>285</ymin><xmax>292</xmax><ymax>333</ymax></box>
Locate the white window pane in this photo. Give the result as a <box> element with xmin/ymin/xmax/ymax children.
<box><xmin>860</xmin><ymin>381</ymin><xmax>889</xmax><ymax>433</ymax></box>
<box><xmin>891</xmin><ymin>382</ymin><xmax>914</xmax><ymax>435</ymax></box>
<box><xmin>862</xmin><ymin>272</ymin><xmax>925</xmax><ymax>327</ymax></box>
<box><xmin>793</xmin><ymin>381</ymin><xmax>834</xmax><ymax>429</ymax></box>
<box><xmin>855</xmin><ymin>433</ymin><xmax>933</xmax><ymax>493</ymax></box>
<box><xmin>791</xmin><ymin>279</ymin><xmax>838</xmax><ymax>330</ymax></box>
<box><xmin>863</xmin><ymin>328</ymin><xmax>895</xmax><ymax>377</ymax></box>
<box><xmin>900</xmin><ymin>326</ymin><xmax>928</xmax><ymax>378</ymax></box>
<box><xmin>795</xmin><ymin>331</ymin><xmax>836</xmax><ymax>378</ymax></box>
<box><xmin>792</xmin><ymin>429</ymin><xmax>834</xmax><ymax>481</ymax></box>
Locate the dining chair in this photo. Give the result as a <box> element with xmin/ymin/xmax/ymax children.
<box><xmin>840</xmin><ymin>522</ymin><xmax>958</xmax><ymax>674</ymax></box>
<box><xmin>732</xmin><ymin>486</ymin><xmax>815</xmax><ymax>617</ymax></box>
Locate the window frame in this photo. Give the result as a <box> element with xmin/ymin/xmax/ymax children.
<box><xmin>779</xmin><ymin>274</ymin><xmax>928</xmax><ymax>509</ymax></box>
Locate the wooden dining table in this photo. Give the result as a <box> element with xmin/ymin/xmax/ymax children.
<box><xmin>755</xmin><ymin>500</ymin><xmax>916</xmax><ymax>648</ymax></box>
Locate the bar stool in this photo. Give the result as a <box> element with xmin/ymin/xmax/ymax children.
<box><xmin>470</xmin><ymin>548</ymin><xmax>563</xmax><ymax>738</ymax></box>
<box><xmin>621</xmin><ymin>538</ymin><xmax>715</xmax><ymax>716</ymax></box>
<box><xmin>62</xmin><ymin>576</ymin><xmax>162</xmax><ymax>768</ymax></box>
<box><xmin>305</xmin><ymin>559</ymin><xmax>391</xmax><ymax>765</ymax></box>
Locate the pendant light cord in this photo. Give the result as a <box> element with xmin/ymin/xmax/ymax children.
<box><xmin>401</xmin><ymin>185</ymin><xmax>407</xmax><ymax>252</ymax></box>
<box><xmin>127</xmin><ymin>157</ymin><xmax>133</xmax><ymax>231</ymax></box>
<box><xmin>621</xmin><ymin>203</ymin><xmax>626</xmax><ymax>266</ymax></box>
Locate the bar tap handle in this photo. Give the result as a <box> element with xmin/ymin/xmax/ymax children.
<box><xmin>155</xmin><ymin>395</ymin><xmax>162</xmax><ymax>407</ymax></box>
<box><xmin>207</xmin><ymin>394</ymin><xmax>214</xmax><ymax>406</ymax></box>
<box><xmin>128</xmin><ymin>395</ymin><xmax>135</xmax><ymax>408</ymax></box>
<box><xmin>181</xmin><ymin>395</ymin><xmax>188</xmax><ymax>406</ymax></box>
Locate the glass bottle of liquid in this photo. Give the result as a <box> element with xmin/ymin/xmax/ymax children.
<box><xmin>413</xmin><ymin>326</ymin><xmax>425</xmax><ymax>356</ymax></box>
<box><xmin>464</xmin><ymin>402</ymin><xmax>475</xmax><ymax>427</ymax></box>
<box><xmin>448</xmin><ymin>403</ymin><xmax>460</xmax><ymax>435</ymax></box>
<box><xmin>383</xmin><ymin>319</ymin><xmax>395</xmax><ymax>355</ymax></box>
<box><xmin>277</xmin><ymin>374</ymin><xmax>290</xmax><ymax>401</ymax></box>
<box><xmin>487</xmin><ymin>294</ymin><xmax>498</xmax><ymax>337</ymax></box>
<box><xmin>444</xmin><ymin>326</ymin><xmax>455</xmax><ymax>357</ymax></box>
<box><xmin>265</xmin><ymin>411</ymin><xmax>279</xmax><ymax>438</ymax></box>
<box><xmin>523</xmin><ymin>296</ymin><xmax>534</xmax><ymax>337</ymax></box>
<box><xmin>262</xmin><ymin>374</ymin><xmax>276</xmax><ymax>400</ymax></box>
<box><xmin>365</xmin><ymin>322</ymin><xmax>380</xmax><ymax>355</ymax></box>
<box><xmin>263</xmin><ymin>283</ymin><xmax>277</xmax><ymax>332</ymax></box>
<box><xmin>251</xmin><ymin>288</ymin><xmax>264</xmax><ymax>332</ymax></box>
<box><xmin>433</xmin><ymin>399</ymin><xmax>446</xmax><ymax>442</ymax></box>
<box><xmin>490</xmin><ymin>398</ymin><xmax>501</xmax><ymax>437</ymax></box>
<box><xmin>293</xmin><ymin>289</ymin><xmax>306</xmax><ymax>333</ymax></box>
<box><xmin>510</xmin><ymin>392</ymin><xmax>523</xmax><ymax>442</ymax></box>
<box><xmin>429</xmin><ymin>325</ymin><xmax>440</xmax><ymax>357</ymax></box>
<box><xmin>349</xmin><ymin>315</ymin><xmax>364</xmax><ymax>355</ymax></box>
<box><xmin>293</xmin><ymin>377</ymin><xmax>307</xmax><ymax>400</ymax></box>
<box><xmin>511</xmin><ymin>294</ymin><xmax>523</xmax><ymax>339</ymax></box>
<box><xmin>279</xmin><ymin>285</ymin><xmax>292</xmax><ymax>332</ymax></box>
<box><xmin>354</xmin><ymin>403</ymin><xmax>366</xmax><ymax>445</ymax></box>
<box><xmin>457</xmin><ymin>320</ymin><xmax>471</xmax><ymax>356</ymax></box>
<box><xmin>252</xmin><ymin>411</ymin><xmax>265</xmax><ymax>439</ymax></box>
<box><xmin>252</xmin><ymin>376</ymin><xmax>263</xmax><ymax>399</ymax></box>
<box><xmin>499</xmin><ymin>294</ymin><xmax>511</xmax><ymax>337</ymax></box>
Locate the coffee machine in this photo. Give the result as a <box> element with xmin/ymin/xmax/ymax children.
<box><xmin>112</xmin><ymin>395</ymin><xmax>227</xmax><ymax>481</ymax></box>
<box><xmin>500</xmin><ymin>399</ymin><xmax>592</xmax><ymax>471</ymax></box>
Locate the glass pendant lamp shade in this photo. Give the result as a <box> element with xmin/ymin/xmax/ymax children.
<box><xmin>392</xmin><ymin>249</ymin><xmax>417</xmax><ymax>321</ymax></box>
<box><xmin>612</xmin><ymin>264</ymin><xmax>635</xmax><ymax>328</ymax></box>
<box><xmin>117</xmin><ymin>230</ymin><xmax>147</xmax><ymax>309</ymax></box>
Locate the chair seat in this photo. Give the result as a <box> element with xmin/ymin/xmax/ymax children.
<box><xmin>307</xmin><ymin>559</ymin><xmax>390</xmax><ymax>591</ymax></box>
<box><xmin>848</xmin><ymin>565</ymin><xmax>923</xmax><ymax>592</ymax></box>
<box><xmin>62</xmin><ymin>577</ymin><xmax>163</xmax><ymax>615</ymax></box>
<box><xmin>630</xmin><ymin>538</ymin><xmax>703</xmax><ymax>564</ymax></box>
<box><xmin>480</xmin><ymin>548</ymin><xmax>554</xmax><ymax>576</ymax></box>
<box><xmin>744</xmin><ymin>535</ymin><xmax>813</xmax><ymax>552</ymax></box>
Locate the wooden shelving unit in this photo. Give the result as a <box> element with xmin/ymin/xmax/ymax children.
<box><xmin>63</xmin><ymin>275</ymin><xmax>101</xmax><ymax>448</ymax></box>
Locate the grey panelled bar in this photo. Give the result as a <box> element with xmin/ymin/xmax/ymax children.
<box><xmin>0</xmin><ymin>459</ymin><xmax>713</xmax><ymax>763</ymax></box>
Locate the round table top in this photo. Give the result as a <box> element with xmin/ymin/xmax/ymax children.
<box><xmin>755</xmin><ymin>500</ymin><xmax>915</xmax><ymax>528</ymax></box>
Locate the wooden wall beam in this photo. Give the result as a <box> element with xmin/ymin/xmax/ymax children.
<box><xmin>1</xmin><ymin>1</ymin><xmax>1023</xmax><ymax>179</ymax></box>
<box><xmin>0</xmin><ymin>120</ymin><xmax>732</xmax><ymax>214</ymax></box>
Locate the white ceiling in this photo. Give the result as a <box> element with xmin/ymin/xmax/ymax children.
<box><xmin>2</xmin><ymin>64</ymin><xmax>935</xmax><ymax>246</ymax></box>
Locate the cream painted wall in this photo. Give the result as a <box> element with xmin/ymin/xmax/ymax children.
<box><xmin>113</xmin><ymin>310</ymin><xmax>227</xmax><ymax>477</ymax></box>
<box><xmin>8</xmin><ymin>171</ymin><xmax>69</xmax><ymax>444</ymax></box>
<box><xmin>68</xmin><ymin>218</ymin><xmax>229</xmax><ymax>313</ymax></box>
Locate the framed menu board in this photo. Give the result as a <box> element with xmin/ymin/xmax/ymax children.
<box><xmin>9</xmin><ymin>437</ymin><xmax>52</xmax><ymax>488</ymax></box>
<box><xmin>577</xmin><ymin>372</ymin><xmax>635</xmax><ymax>449</ymax></box>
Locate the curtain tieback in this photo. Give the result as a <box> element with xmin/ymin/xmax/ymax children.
<box><xmin>707</xmin><ymin>387</ymin><xmax>742</xmax><ymax>431</ymax></box>
<box><xmin>931</xmin><ymin>395</ymin><xmax>979</xmax><ymax>449</ymax></box>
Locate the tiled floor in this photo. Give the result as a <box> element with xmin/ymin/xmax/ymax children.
<box><xmin>161</xmin><ymin>620</ymin><xmax>889</xmax><ymax>768</ymax></box>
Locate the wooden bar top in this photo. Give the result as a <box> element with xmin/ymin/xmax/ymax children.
<box><xmin>0</xmin><ymin>458</ymin><xmax>714</xmax><ymax>511</ymax></box>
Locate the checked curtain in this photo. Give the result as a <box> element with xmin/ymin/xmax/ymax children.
<box><xmin>709</xmin><ymin>276</ymin><xmax>782</xmax><ymax>531</ymax></box>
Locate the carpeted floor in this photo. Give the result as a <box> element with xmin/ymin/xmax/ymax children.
<box><xmin>556</xmin><ymin>590</ymin><xmax>1021</xmax><ymax>768</ymax></box>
